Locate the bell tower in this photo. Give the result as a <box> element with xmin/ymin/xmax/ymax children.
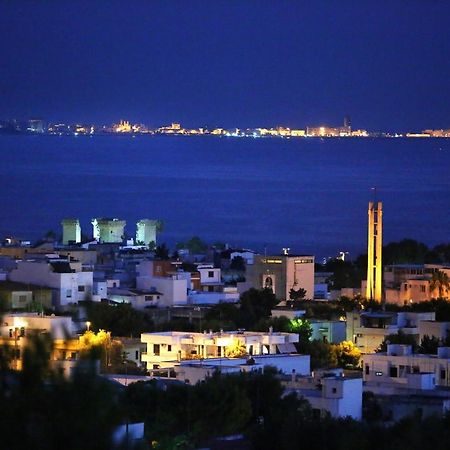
<box><xmin>366</xmin><ymin>201</ymin><xmax>383</xmax><ymax>301</ymax></box>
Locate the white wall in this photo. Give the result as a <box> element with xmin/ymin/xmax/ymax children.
<box><xmin>9</xmin><ymin>261</ymin><xmax>93</xmax><ymax>306</ymax></box>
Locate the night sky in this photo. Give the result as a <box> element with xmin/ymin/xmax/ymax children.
<box><xmin>1</xmin><ymin>0</ymin><xmax>450</xmax><ymax>131</ymax></box>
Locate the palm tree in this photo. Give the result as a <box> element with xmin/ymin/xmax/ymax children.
<box><xmin>430</xmin><ymin>270</ymin><xmax>450</xmax><ymax>299</ymax></box>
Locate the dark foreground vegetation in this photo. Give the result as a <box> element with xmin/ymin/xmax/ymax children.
<box><xmin>2</xmin><ymin>333</ymin><xmax>450</xmax><ymax>450</ymax></box>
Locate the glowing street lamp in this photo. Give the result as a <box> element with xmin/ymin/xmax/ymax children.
<box><xmin>86</xmin><ymin>321</ymin><xmax>91</xmax><ymax>331</ymax></box>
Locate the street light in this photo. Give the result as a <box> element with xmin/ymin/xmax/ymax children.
<box><xmin>86</xmin><ymin>321</ymin><xmax>91</xmax><ymax>331</ymax></box>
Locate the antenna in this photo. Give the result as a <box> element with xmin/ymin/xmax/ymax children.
<box><xmin>371</xmin><ymin>186</ymin><xmax>377</xmax><ymax>203</ymax></box>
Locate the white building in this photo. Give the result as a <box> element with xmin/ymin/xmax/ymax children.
<box><xmin>136</xmin><ymin>219</ymin><xmax>161</xmax><ymax>245</ymax></box>
<box><xmin>1</xmin><ymin>313</ymin><xmax>76</xmax><ymax>339</ymax></box>
<box><xmin>188</xmin><ymin>264</ymin><xmax>239</xmax><ymax>304</ymax></box>
<box><xmin>108</xmin><ymin>287</ymin><xmax>163</xmax><ymax>310</ymax></box>
<box><xmin>9</xmin><ymin>257</ymin><xmax>94</xmax><ymax>307</ymax></box>
<box><xmin>310</xmin><ymin>320</ymin><xmax>346</xmax><ymax>343</ymax></box>
<box><xmin>230</xmin><ymin>250</ymin><xmax>255</xmax><ymax>265</ymax></box>
<box><xmin>363</xmin><ymin>344</ymin><xmax>450</xmax><ymax>421</ymax></box>
<box><xmin>141</xmin><ymin>330</ymin><xmax>299</xmax><ymax>370</ymax></box>
<box><xmin>175</xmin><ymin>353</ymin><xmax>310</xmax><ymax>385</ymax></box>
<box><xmin>346</xmin><ymin>311</ymin><xmax>435</xmax><ymax>353</ymax></box>
<box><xmin>92</xmin><ymin>218</ymin><xmax>126</xmax><ymax>243</ymax></box>
<box><xmin>137</xmin><ymin>261</ymin><xmax>188</xmax><ymax>307</ymax></box>
<box><xmin>61</xmin><ymin>218</ymin><xmax>81</xmax><ymax>245</ymax></box>
<box><xmin>283</xmin><ymin>369</ymin><xmax>363</xmax><ymax>420</ymax></box>
<box><xmin>247</xmin><ymin>254</ymin><xmax>315</xmax><ymax>300</ymax></box>
<box><xmin>363</xmin><ymin>344</ymin><xmax>450</xmax><ymax>389</ymax></box>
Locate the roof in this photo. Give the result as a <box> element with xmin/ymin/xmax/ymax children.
<box><xmin>0</xmin><ymin>280</ymin><xmax>52</xmax><ymax>291</ymax></box>
<box><xmin>49</xmin><ymin>261</ymin><xmax>74</xmax><ymax>273</ymax></box>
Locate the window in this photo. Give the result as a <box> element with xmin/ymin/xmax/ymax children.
<box><xmin>441</xmin><ymin>369</ymin><xmax>446</xmax><ymax>380</ymax></box>
<box><xmin>78</xmin><ymin>285</ymin><xmax>85</xmax><ymax>292</ymax></box>
<box><xmin>145</xmin><ymin>296</ymin><xmax>153</xmax><ymax>302</ymax></box>
<box><xmin>135</xmin><ymin>350</ymin><xmax>139</xmax><ymax>360</ymax></box>
<box><xmin>412</xmin><ymin>366</ymin><xmax>420</xmax><ymax>374</ymax></box>
<box><xmin>168</xmin><ymin>345</ymin><xmax>172</xmax><ymax>352</ymax></box>
<box><xmin>389</xmin><ymin>366</ymin><xmax>398</xmax><ymax>378</ymax></box>
<box><xmin>66</xmin><ymin>289</ymin><xmax>72</xmax><ymax>298</ymax></box>
<box><xmin>208</xmin><ymin>271</ymin><xmax>214</xmax><ymax>278</ymax></box>
<box><xmin>18</xmin><ymin>295</ymin><xmax>27</xmax><ymax>303</ymax></box>
<box><xmin>421</xmin><ymin>286</ymin><xmax>426</xmax><ymax>293</ymax></box>
<box><xmin>154</xmin><ymin>344</ymin><xmax>160</xmax><ymax>356</ymax></box>
<box><xmin>365</xmin><ymin>365</ymin><xmax>370</xmax><ymax>375</ymax></box>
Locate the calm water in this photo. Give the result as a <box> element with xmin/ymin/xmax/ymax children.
<box><xmin>0</xmin><ymin>135</ymin><xmax>449</xmax><ymax>259</ymax></box>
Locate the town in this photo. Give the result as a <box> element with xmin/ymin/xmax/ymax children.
<box><xmin>1</xmin><ymin>116</ymin><xmax>450</xmax><ymax>138</ymax></box>
<box><xmin>1</xmin><ymin>203</ymin><xmax>449</xmax><ymax>448</ymax></box>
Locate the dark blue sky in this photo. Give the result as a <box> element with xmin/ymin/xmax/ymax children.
<box><xmin>1</xmin><ymin>0</ymin><xmax>450</xmax><ymax>131</ymax></box>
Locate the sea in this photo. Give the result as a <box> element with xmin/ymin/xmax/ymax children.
<box><xmin>0</xmin><ymin>134</ymin><xmax>449</xmax><ymax>260</ymax></box>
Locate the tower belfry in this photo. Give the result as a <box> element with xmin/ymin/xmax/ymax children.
<box><xmin>366</xmin><ymin>201</ymin><xmax>383</xmax><ymax>301</ymax></box>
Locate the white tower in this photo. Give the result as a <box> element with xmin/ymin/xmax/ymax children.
<box><xmin>91</xmin><ymin>218</ymin><xmax>126</xmax><ymax>243</ymax></box>
<box><xmin>61</xmin><ymin>219</ymin><xmax>81</xmax><ymax>245</ymax></box>
<box><xmin>136</xmin><ymin>219</ymin><xmax>162</xmax><ymax>246</ymax></box>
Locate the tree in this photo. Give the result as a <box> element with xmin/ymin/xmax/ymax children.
<box><xmin>85</xmin><ymin>302</ymin><xmax>154</xmax><ymax>337</ymax></box>
<box><xmin>177</xmin><ymin>236</ymin><xmax>208</xmax><ymax>254</ymax></box>
<box><xmin>288</xmin><ymin>318</ymin><xmax>312</xmax><ymax>347</ymax></box>
<box><xmin>302</xmin><ymin>340</ymin><xmax>337</xmax><ymax>369</ymax></box>
<box><xmin>418</xmin><ymin>335</ymin><xmax>440</xmax><ymax>354</ymax></box>
<box><xmin>239</xmin><ymin>288</ymin><xmax>278</xmax><ymax>328</ymax></box>
<box><xmin>225</xmin><ymin>338</ymin><xmax>247</xmax><ymax>358</ymax></box>
<box><xmin>332</xmin><ymin>341</ymin><xmax>361</xmax><ymax>368</ymax></box>
<box><xmin>154</xmin><ymin>243</ymin><xmax>170</xmax><ymax>260</ymax></box>
<box><xmin>288</xmin><ymin>287</ymin><xmax>307</xmax><ymax>302</ymax></box>
<box><xmin>376</xmin><ymin>330</ymin><xmax>418</xmax><ymax>353</ymax></box>
<box><xmin>79</xmin><ymin>329</ymin><xmax>114</xmax><ymax>371</ymax></box>
<box><xmin>430</xmin><ymin>270</ymin><xmax>450</xmax><ymax>299</ymax></box>
<box><xmin>230</xmin><ymin>255</ymin><xmax>246</xmax><ymax>272</ymax></box>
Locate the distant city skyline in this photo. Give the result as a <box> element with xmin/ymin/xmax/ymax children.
<box><xmin>2</xmin><ymin>116</ymin><xmax>450</xmax><ymax>138</ymax></box>
<box><xmin>1</xmin><ymin>1</ymin><xmax>450</xmax><ymax>131</ymax></box>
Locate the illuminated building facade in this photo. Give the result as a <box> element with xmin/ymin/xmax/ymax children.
<box><xmin>92</xmin><ymin>218</ymin><xmax>126</xmax><ymax>243</ymax></box>
<box><xmin>141</xmin><ymin>330</ymin><xmax>299</xmax><ymax>370</ymax></box>
<box><xmin>247</xmin><ymin>254</ymin><xmax>315</xmax><ymax>300</ymax></box>
<box><xmin>61</xmin><ymin>218</ymin><xmax>81</xmax><ymax>245</ymax></box>
<box><xmin>136</xmin><ymin>219</ymin><xmax>161</xmax><ymax>245</ymax></box>
<box><xmin>366</xmin><ymin>201</ymin><xmax>383</xmax><ymax>301</ymax></box>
